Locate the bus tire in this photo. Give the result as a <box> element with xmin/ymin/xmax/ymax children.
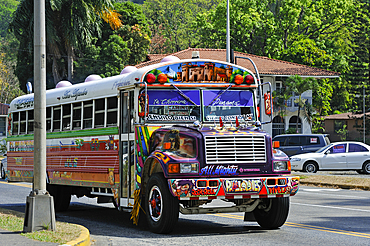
<box><xmin>253</xmin><ymin>197</ymin><xmax>290</xmax><ymax>229</ymax></box>
<box><xmin>47</xmin><ymin>184</ymin><xmax>71</xmax><ymax>212</ymax></box>
<box><xmin>145</xmin><ymin>173</ymin><xmax>179</xmax><ymax>234</ymax></box>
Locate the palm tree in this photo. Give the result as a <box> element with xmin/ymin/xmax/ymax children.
<box><xmin>9</xmin><ymin>0</ymin><xmax>122</xmax><ymax>85</ymax></box>
<box><xmin>284</xmin><ymin>75</ymin><xmax>317</xmax><ymax>132</ymax></box>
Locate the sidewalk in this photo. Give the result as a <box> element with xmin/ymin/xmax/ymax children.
<box><xmin>0</xmin><ymin>208</ymin><xmax>90</xmax><ymax>246</ymax></box>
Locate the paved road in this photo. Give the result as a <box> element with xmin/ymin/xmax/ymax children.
<box><xmin>1</xmin><ymin>180</ymin><xmax>370</xmax><ymax>246</ymax></box>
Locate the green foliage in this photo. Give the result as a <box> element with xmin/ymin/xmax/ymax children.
<box><xmin>143</xmin><ymin>0</ymin><xmax>222</xmax><ymax>53</ymax></box>
<box><xmin>9</xmin><ymin>0</ymin><xmax>150</xmax><ymax>89</ymax></box>
<box><xmin>335</xmin><ymin>124</ymin><xmax>348</xmax><ymax>141</ymax></box>
<box><xmin>193</xmin><ymin>0</ymin><xmax>363</xmax><ymax>113</ymax></box>
<box><xmin>74</xmin><ymin>1</ymin><xmax>150</xmax><ymax>81</ymax></box>
<box><xmin>285</xmin><ymin>128</ymin><xmax>297</xmax><ymax>134</ymax></box>
<box><xmin>0</xmin><ymin>0</ymin><xmax>19</xmax><ymax>38</ymax></box>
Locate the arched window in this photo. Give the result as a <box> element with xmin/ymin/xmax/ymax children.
<box><xmin>272</xmin><ymin>116</ymin><xmax>285</xmax><ymax>137</ymax></box>
<box><xmin>289</xmin><ymin>116</ymin><xmax>302</xmax><ymax>133</ymax></box>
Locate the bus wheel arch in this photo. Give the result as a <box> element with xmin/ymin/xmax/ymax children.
<box><xmin>141</xmin><ymin>158</ymin><xmax>164</xmax><ymax>196</ymax></box>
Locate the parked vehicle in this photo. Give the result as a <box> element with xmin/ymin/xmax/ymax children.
<box><xmin>0</xmin><ymin>154</ymin><xmax>6</xmax><ymax>179</ymax></box>
<box><xmin>272</xmin><ymin>134</ymin><xmax>330</xmax><ymax>157</ymax></box>
<box><xmin>290</xmin><ymin>141</ymin><xmax>370</xmax><ymax>173</ymax></box>
<box><xmin>6</xmin><ymin>56</ymin><xmax>299</xmax><ymax>233</ymax></box>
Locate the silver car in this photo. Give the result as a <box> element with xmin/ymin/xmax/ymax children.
<box><xmin>290</xmin><ymin>141</ymin><xmax>370</xmax><ymax>174</ymax></box>
<box><xmin>0</xmin><ymin>154</ymin><xmax>6</xmax><ymax>179</ymax></box>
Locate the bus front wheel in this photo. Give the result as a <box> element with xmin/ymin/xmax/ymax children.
<box><xmin>145</xmin><ymin>173</ymin><xmax>179</xmax><ymax>233</ymax></box>
<box><xmin>253</xmin><ymin>197</ymin><xmax>290</xmax><ymax>229</ymax></box>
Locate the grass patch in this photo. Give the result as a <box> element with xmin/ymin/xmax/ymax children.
<box><xmin>0</xmin><ymin>212</ymin><xmax>80</xmax><ymax>244</ymax></box>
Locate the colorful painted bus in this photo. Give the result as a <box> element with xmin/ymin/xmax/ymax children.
<box><xmin>6</xmin><ymin>56</ymin><xmax>299</xmax><ymax>233</ymax></box>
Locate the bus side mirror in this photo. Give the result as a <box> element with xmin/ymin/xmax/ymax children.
<box><xmin>273</xmin><ymin>141</ymin><xmax>280</xmax><ymax>148</ymax></box>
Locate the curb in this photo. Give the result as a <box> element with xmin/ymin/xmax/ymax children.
<box><xmin>0</xmin><ymin>207</ymin><xmax>90</xmax><ymax>246</ymax></box>
<box><xmin>61</xmin><ymin>224</ymin><xmax>90</xmax><ymax>246</ymax></box>
<box><xmin>299</xmin><ymin>180</ymin><xmax>370</xmax><ymax>191</ymax></box>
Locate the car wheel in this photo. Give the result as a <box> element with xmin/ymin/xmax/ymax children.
<box><xmin>303</xmin><ymin>162</ymin><xmax>318</xmax><ymax>173</ymax></box>
<box><xmin>0</xmin><ymin>164</ymin><xmax>4</xmax><ymax>179</ymax></box>
<box><xmin>362</xmin><ymin>162</ymin><xmax>370</xmax><ymax>174</ymax></box>
<box><xmin>145</xmin><ymin>173</ymin><xmax>179</xmax><ymax>233</ymax></box>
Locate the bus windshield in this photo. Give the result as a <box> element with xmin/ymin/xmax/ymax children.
<box><xmin>202</xmin><ymin>90</ymin><xmax>255</xmax><ymax>122</ymax></box>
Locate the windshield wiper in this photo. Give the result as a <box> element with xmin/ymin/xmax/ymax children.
<box><xmin>171</xmin><ymin>84</ymin><xmax>198</xmax><ymax>106</ymax></box>
<box><xmin>206</xmin><ymin>84</ymin><xmax>232</xmax><ymax>107</ymax></box>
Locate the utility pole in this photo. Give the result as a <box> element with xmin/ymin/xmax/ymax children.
<box><xmin>23</xmin><ymin>0</ymin><xmax>56</xmax><ymax>232</ymax></box>
<box><xmin>226</xmin><ymin>0</ymin><xmax>230</xmax><ymax>63</ymax></box>
<box><xmin>364</xmin><ymin>84</ymin><xmax>366</xmax><ymax>143</ymax></box>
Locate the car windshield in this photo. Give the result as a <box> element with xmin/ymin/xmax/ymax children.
<box><xmin>316</xmin><ymin>144</ymin><xmax>333</xmax><ymax>153</ymax></box>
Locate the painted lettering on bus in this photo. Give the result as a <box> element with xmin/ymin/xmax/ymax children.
<box><xmin>268</xmin><ymin>186</ymin><xmax>288</xmax><ymax>194</ymax></box>
<box><xmin>64</xmin><ymin>158</ymin><xmax>78</xmax><ymax>168</ymax></box>
<box><xmin>200</xmin><ymin>165</ymin><xmax>238</xmax><ymax>176</ymax></box>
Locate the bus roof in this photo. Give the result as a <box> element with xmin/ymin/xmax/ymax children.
<box><xmin>9</xmin><ymin>58</ymin><xmax>256</xmax><ymax>112</ymax></box>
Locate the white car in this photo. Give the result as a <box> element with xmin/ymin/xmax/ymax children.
<box><xmin>290</xmin><ymin>141</ymin><xmax>370</xmax><ymax>174</ymax></box>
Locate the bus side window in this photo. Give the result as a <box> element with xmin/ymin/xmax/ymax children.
<box><xmin>19</xmin><ymin>111</ymin><xmax>26</xmax><ymax>134</ymax></box>
<box><xmin>62</xmin><ymin>104</ymin><xmax>71</xmax><ymax>130</ymax></box>
<box><xmin>107</xmin><ymin>97</ymin><xmax>118</xmax><ymax>126</ymax></box>
<box><xmin>73</xmin><ymin>102</ymin><xmax>82</xmax><ymax>130</ymax></box>
<box><xmin>27</xmin><ymin>110</ymin><xmax>34</xmax><ymax>134</ymax></box>
<box><xmin>46</xmin><ymin>107</ymin><xmax>51</xmax><ymax>132</ymax></box>
<box><xmin>12</xmin><ymin>112</ymin><xmax>19</xmax><ymax>135</ymax></box>
<box><xmin>53</xmin><ymin>106</ymin><xmax>61</xmax><ymax>132</ymax></box>
<box><xmin>95</xmin><ymin>98</ymin><xmax>105</xmax><ymax>128</ymax></box>
<box><xmin>83</xmin><ymin>100</ymin><xmax>93</xmax><ymax>129</ymax></box>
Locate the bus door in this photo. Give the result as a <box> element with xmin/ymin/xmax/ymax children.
<box><xmin>119</xmin><ymin>89</ymin><xmax>135</xmax><ymax>208</ymax></box>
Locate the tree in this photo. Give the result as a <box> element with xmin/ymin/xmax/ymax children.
<box><xmin>0</xmin><ymin>0</ymin><xmax>19</xmax><ymax>38</ymax></box>
<box><xmin>0</xmin><ymin>53</ymin><xmax>24</xmax><ymax>104</ymax></box>
<box><xmin>345</xmin><ymin>0</ymin><xmax>370</xmax><ymax>113</ymax></box>
<box><xmin>143</xmin><ymin>0</ymin><xmax>222</xmax><ymax>54</ymax></box>
<box><xmin>73</xmin><ymin>1</ymin><xmax>151</xmax><ymax>81</ymax></box>
<box><xmin>284</xmin><ymin>75</ymin><xmax>317</xmax><ymax>132</ymax></box>
<box><xmin>193</xmin><ymin>0</ymin><xmax>358</xmax><ymax>113</ymax></box>
<box><xmin>9</xmin><ymin>0</ymin><xmax>121</xmax><ymax>90</ymax></box>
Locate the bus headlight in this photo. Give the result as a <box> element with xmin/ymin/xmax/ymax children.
<box><xmin>273</xmin><ymin>161</ymin><xmax>290</xmax><ymax>171</ymax></box>
<box><xmin>180</xmin><ymin>163</ymin><xmax>199</xmax><ymax>173</ymax></box>
<box><xmin>168</xmin><ymin>163</ymin><xmax>199</xmax><ymax>174</ymax></box>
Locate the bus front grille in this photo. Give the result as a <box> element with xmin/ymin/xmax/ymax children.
<box><xmin>205</xmin><ymin>135</ymin><xmax>266</xmax><ymax>163</ymax></box>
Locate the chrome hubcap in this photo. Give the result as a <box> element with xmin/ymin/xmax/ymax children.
<box><xmin>148</xmin><ymin>185</ymin><xmax>162</xmax><ymax>222</ymax></box>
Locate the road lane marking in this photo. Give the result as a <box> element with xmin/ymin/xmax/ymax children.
<box><xmin>284</xmin><ymin>222</ymin><xmax>370</xmax><ymax>238</ymax></box>
<box><xmin>211</xmin><ymin>213</ymin><xmax>370</xmax><ymax>238</ymax></box>
<box><xmin>292</xmin><ymin>202</ymin><xmax>370</xmax><ymax>212</ymax></box>
<box><xmin>0</xmin><ymin>181</ymin><xmax>32</xmax><ymax>188</ymax></box>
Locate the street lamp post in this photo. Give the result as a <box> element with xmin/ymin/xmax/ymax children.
<box><xmin>364</xmin><ymin>85</ymin><xmax>366</xmax><ymax>143</ymax></box>
<box><xmin>23</xmin><ymin>0</ymin><xmax>56</xmax><ymax>232</ymax></box>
